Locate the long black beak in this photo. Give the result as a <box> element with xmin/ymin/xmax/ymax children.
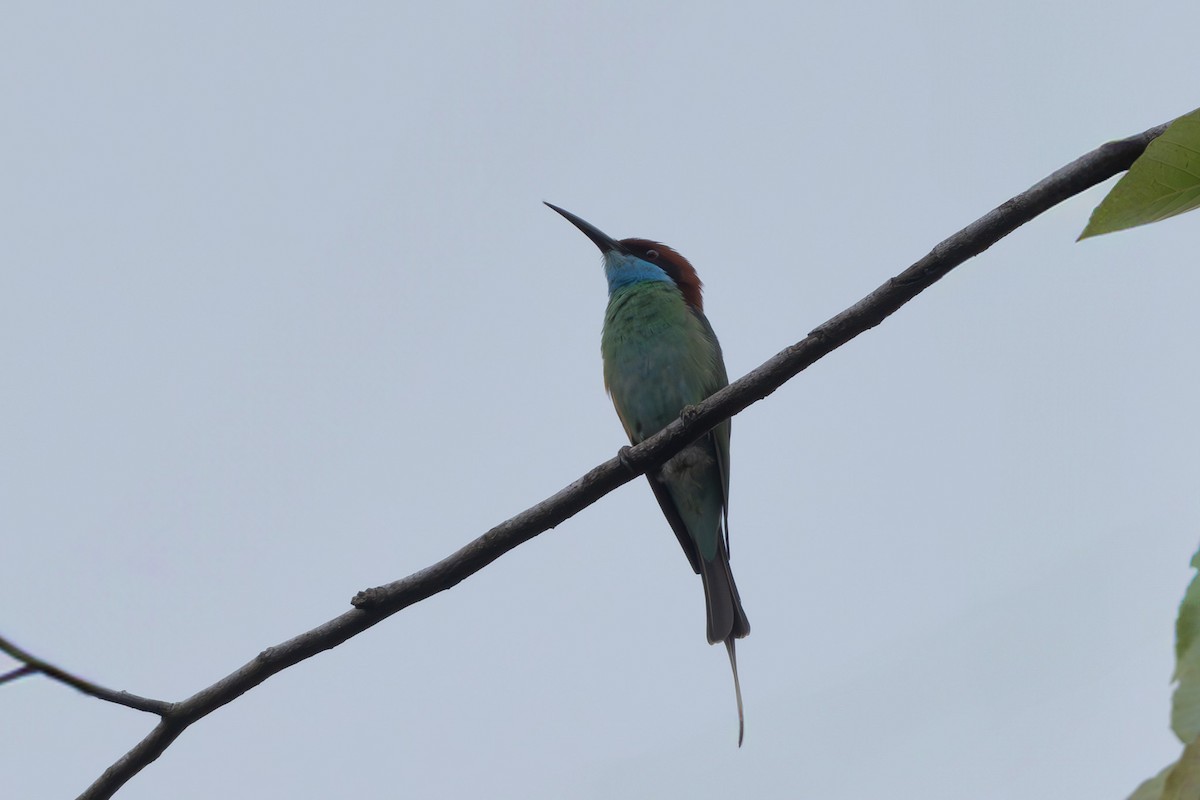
<box><xmin>544</xmin><ymin>202</ymin><xmax>621</xmax><ymax>254</ymax></box>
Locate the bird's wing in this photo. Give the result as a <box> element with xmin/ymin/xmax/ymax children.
<box><xmin>694</xmin><ymin>308</ymin><xmax>733</xmax><ymax>553</ymax></box>
<box><xmin>611</xmin><ymin>394</ymin><xmax>703</xmax><ymax>575</ymax></box>
<box><xmin>646</xmin><ymin>472</ymin><xmax>703</xmax><ymax>574</ymax></box>
<box><xmin>712</xmin><ymin>424</ymin><xmax>731</xmax><ymax>555</ymax></box>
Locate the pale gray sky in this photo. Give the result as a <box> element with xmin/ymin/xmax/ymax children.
<box><xmin>2</xmin><ymin>3</ymin><xmax>1198</xmax><ymax>798</ymax></box>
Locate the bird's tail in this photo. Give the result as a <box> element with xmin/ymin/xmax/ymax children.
<box><xmin>725</xmin><ymin>637</ymin><xmax>744</xmax><ymax>747</ymax></box>
<box><xmin>699</xmin><ymin>542</ymin><xmax>749</xmax><ymax>745</ymax></box>
<box><xmin>698</xmin><ymin>542</ymin><xmax>750</xmax><ymax>644</ymax></box>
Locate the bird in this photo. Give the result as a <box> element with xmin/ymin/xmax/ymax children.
<box><xmin>545</xmin><ymin>202</ymin><xmax>751</xmax><ymax>745</ymax></box>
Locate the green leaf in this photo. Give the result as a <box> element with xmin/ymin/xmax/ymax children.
<box><xmin>1176</xmin><ymin>548</ymin><xmax>1200</xmax><ymax>675</ymax></box>
<box><xmin>1164</xmin><ymin>739</ymin><xmax>1200</xmax><ymax>800</ymax></box>
<box><xmin>1130</xmin><ymin>544</ymin><xmax>1200</xmax><ymax>798</ymax></box>
<box><xmin>1174</xmin><ymin>547</ymin><xmax>1200</xmax><ymax>742</ymax></box>
<box><xmin>1079</xmin><ymin>108</ymin><xmax>1200</xmax><ymax>239</ymax></box>
<box><xmin>1174</xmin><ymin>644</ymin><xmax>1200</xmax><ymax>743</ymax></box>
<box><xmin>1128</xmin><ymin>764</ymin><xmax>1171</xmax><ymax>800</ymax></box>
<box><xmin>1128</xmin><ymin>745</ymin><xmax>1200</xmax><ymax>800</ymax></box>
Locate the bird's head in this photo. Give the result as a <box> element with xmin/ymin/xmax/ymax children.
<box><xmin>545</xmin><ymin>202</ymin><xmax>704</xmax><ymax>310</ymax></box>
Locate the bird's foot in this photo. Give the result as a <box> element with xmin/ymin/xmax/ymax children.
<box><xmin>680</xmin><ymin>404</ymin><xmax>701</xmax><ymax>424</ymax></box>
<box><xmin>617</xmin><ymin>445</ymin><xmax>639</xmax><ymax>475</ymax></box>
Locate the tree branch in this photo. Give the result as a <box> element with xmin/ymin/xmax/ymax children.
<box><xmin>71</xmin><ymin>118</ymin><xmax>1171</xmax><ymax>800</ymax></box>
<box><xmin>0</xmin><ymin>664</ymin><xmax>38</xmax><ymax>686</ymax></box>
<box><xmin>0</xmin><ymin>634</ymin><xmax>172</xmax><ymax>715</ymax></box>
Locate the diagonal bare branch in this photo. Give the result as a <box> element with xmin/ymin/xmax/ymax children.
<box><xmin>73</xmin><ymin>118</ymin><xmax>1173</xmax><ymax>800</ymax></box>
<box><xmin>0</xmin><ymin>634</ymin><xmax>173</xmax><ymax>715</ymax></box>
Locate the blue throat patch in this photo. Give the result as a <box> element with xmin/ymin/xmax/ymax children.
<box><xmin>603</xmin><ymin>251</ymin><xmax>673</xmax><ymax>297</ymax></box>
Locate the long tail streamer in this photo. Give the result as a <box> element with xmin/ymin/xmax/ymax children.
<box><xmin>725</xmin><ymin>638</ymin><xmax>744</xmax><ymax>746</ymax></box>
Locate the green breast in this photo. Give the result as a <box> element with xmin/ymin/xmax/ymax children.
<box><xmin>601</xmin><ymin>282</ymin><xmax>724</xmax><ymax>443</ymax></box>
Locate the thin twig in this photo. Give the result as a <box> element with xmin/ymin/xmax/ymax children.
<box><xmin>0</xmin><ymin>664</ymin><xmax>38</xmax><ymax>685</ymax></box>
<box><xmin>73</xmin><ymin>119</ymin><xmax>1172</xmax><ymax>800</ymax></box>
<box><xmin>0</xmin><ymin>634</ymin><xmax>173</xmax><ymax>715</ymax></box>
